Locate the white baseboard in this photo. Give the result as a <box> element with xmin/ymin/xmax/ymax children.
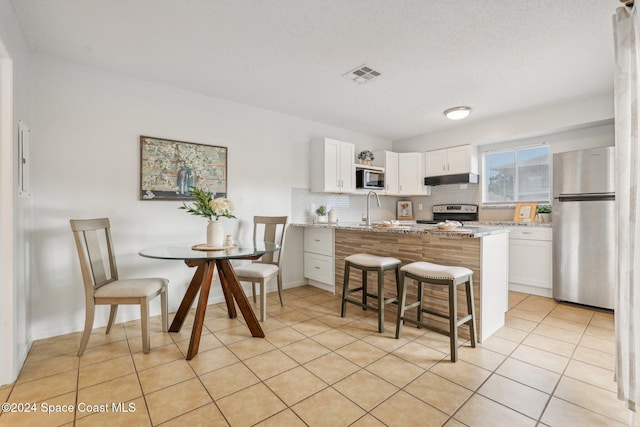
<box><xmin>509</xmin><ymin>283</ymin><xmax>552</xmax><ymax>298</ymax></box>
<box><xmin>306</xmin><ymin>279</ymin><xmax>335</xmax><ymax>294</ymax></box>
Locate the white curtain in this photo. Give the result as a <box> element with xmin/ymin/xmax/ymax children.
<box><xmin>614</xmin><ymin>3</ymin><xmax>640</xmax><ymax>413</ymax></box>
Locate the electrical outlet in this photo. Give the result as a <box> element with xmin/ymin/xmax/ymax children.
<box><xmin>311</xmin><ymin>203</ymin><xmax>316</xmax><ymax>212</ymax></box>
<box><xmin>418</xmin><ymin>203</ymin><xmax>423</xmax><ymax>211</ymax></box>
<box><xmin>460</xmin><ymin>184</ymin><xmax>468</xmax><ymax>190</ymax></box>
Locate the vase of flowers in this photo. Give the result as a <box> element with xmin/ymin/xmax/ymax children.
<box><xmin>358</xmin><ymin>150</ymin><xmax>375</xmax><ymax>166</ymax></box>
<box><xmin>180</xmin><ymin>187</ymin><xmax>236</xmax><ymax>247</ymax></box>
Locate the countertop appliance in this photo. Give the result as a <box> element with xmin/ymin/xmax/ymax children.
<box><xmin>356</xmin><ymin>168</ymin><xmax>384</xmax><ymax>190</ymax></box>
<box><xmin>416</xmin><ymin>204</ymin><xmax>478</xmax><ymax>224</ymax></box>
<box><xmin>552</xmin><ymin>146</ymin><xmax>615</xmax><ymax>310</ymax></box>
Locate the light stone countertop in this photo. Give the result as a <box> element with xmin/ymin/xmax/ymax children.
<box><xmin>465</xmin><ymin>221</ymin><xmax>552</xmax><ymax>228</ymax></box>
<box><xmin>290</xmin><ymin>222</ymin><xmax>511</xmax><ymax>238</ymax></box>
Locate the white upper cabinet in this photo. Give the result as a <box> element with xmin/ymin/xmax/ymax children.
<box><xmin>425</xmin><ymin>145</ymin><xmax>478</xmax><ymax>177</ymax></box>
<box><xmin>373</xmin><ymin>151</ymin><xmax>429</xmax><ymax>196</ymax></box>
<box><xmin>398</xmin><ymin>153</ymin><xmax>425</xmax><ymax>195</ymax></box>
<box><xmin>373</xmin><ymin>150</ymin><xmax>399</xmax><ymax>194</ymax></box>
<box><xmin>310</xmin><ymin>138</ymin><xmax>355</xmax><ymax>193</ymax></box>
<box><xmin>425</xmin><ymin>148</ymin><xmax>448</xmax><ymax>176</ymax></box>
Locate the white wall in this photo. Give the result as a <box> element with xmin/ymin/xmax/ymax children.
<box><xmin>0</xmin><ymin>0</ymin><xmax>33</xmax><ymax>385</ymax></box>
<box><xmin>29</xmin><ymin>54</ymin><xmax>390</xmax><ymax>340</ymax></box>
<box><xmin>393</xmin><ymin>92</ymin><xmax>613</xmax><ymax>152</ymax></box>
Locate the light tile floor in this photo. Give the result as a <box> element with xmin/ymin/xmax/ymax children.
<box><xmin>0</xmin><ymin>287</ymin><xmax>630</xmax><ymax>426</ymax></box>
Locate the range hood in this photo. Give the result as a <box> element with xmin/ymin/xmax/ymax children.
<box><xmin>424</xmin><ymin>173</ymin><xmax>479</xmax><ymax>186</ymax></box>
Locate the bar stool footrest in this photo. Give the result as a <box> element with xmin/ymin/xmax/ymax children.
<box><xmin>420</xmin><ymin>307</ymin><xmax>449</xmax><ymax>319</ymax></box>
<box><xmin>344</xmin><ymin>297</ymin><xmax>397</xmax><ymax>311</ymax></box>
<box><xmin>417</xmin><ymin>309</ymin><xmax>473</xmax><ymax>327</ymax></box>
<box><xmin>456</xmin><ymin>314</ymin><xmax>473</xmax><ymax>327</ymax></box>
<box><xmin>399</xmin><ymin>317</ymin><xmax>450</xmax><ymax>337</ymax></box>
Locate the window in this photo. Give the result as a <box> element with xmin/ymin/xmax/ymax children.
<box><xmin>483</xmin><ymin>145</ymin><xmax>550</xmax><ymax>204</ymax></box>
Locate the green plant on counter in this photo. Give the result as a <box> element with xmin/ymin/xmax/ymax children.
<box><xmin>536</xmin><ymin>205</ymin><xmax>552</xmax><ymax>214</ymax></box>
<box><xmin>315</xmin><ymin>205</ymin><xmax>327</xmax><ymax>216</ymax></box>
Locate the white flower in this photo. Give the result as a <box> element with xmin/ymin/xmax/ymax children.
<box><xmin>209</xmin><ymin>197</ymin><xmax>235</xmax><ymax>219</ymax></box>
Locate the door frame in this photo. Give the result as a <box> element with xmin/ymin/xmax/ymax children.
<box><xmin>0</xmin><ymin>39</ymin><xmax>15</xmax><ymax>385</ymax></box>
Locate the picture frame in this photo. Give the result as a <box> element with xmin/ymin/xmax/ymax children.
<box><xmin>397</xmin><ymin>200</ymin><xmax>413</xmax><ymax>220</ymax></box>
<box><xmin>140</xmin><ymin>136</ymin><xmax>228</xmax><ymax>201</ymax></box>
<box><xmin>513</xmin><ymin>202</ymin><xmax>537</xmax><ymax>222</ymax></box>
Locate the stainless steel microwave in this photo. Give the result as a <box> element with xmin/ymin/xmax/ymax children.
<box><xmin>356</xmin><ymin>169</ymin><xmax>384</xmax><ymax>190</ymax></box>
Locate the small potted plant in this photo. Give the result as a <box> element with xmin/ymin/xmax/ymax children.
<box><xmin>357</xmin><ymin>150</ymin><xmax>375</xmax><ymax>166</ymax></box>
<box><xmin>536</xmin><ymin>204</ymin><xmax>552</xmax><ymax>223</ymax></box>
<box><xmin>315</xmin><ymin>205</ymin><xmax>328</xmax><ymax>223</ymax></box>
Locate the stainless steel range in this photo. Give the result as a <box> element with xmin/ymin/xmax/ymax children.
<box><xmin>416</xmin><ymin>204</ymin><xmax>478</xmax><ymax>224</ymax></box>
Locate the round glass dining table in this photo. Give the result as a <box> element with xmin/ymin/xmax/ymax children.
<box><xmin>139</xmin><ymin>242</ymin><xmax>280</xmax><ymax>360</ymax></box>
<box><xmin>139</xmin><ymin>241</ymin><xmax>280</xmax><ymax>262</ymax></box>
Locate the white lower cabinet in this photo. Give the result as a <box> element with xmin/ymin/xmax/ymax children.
<box><xmin>303</xmin><ymin>227</ymin><xmax>335</xmax><ymax>291</ymax></box>
<box><xmin>509</xmin><ymin>227</ymin><xmax>552</xmax><ymax>297</ymax></box>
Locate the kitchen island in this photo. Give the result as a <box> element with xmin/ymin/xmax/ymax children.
<box><xmin>292</xmin><ymin>222</ymin><xmax>510</xmax><ymax>342</ymax></box>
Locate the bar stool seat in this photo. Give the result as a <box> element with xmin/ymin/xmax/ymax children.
<box><xmin>341</xmin><ymin>253</ymin><xmax>401</xmax><ymax>333</ymax></box>
<box><xmin>395</xmin><ymin>261</ymin><xmax>477</xmax><ymax>362</ymax></box>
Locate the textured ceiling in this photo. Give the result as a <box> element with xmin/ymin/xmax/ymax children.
<box><xmin>11</xmin><ymin>0</ymin><xmax>622</xmax><ymax>140</ymax></box>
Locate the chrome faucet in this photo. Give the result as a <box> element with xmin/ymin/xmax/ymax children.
<box><xmin>366</xmin><ymin>191</ymin><xmax>381</xmax><ymax>226</ymax></box>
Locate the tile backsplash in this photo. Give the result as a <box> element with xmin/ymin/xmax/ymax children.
<box><xmin>291</xmin><ymin>188</ymin><xmax>396</xmax><ymax>224</ymax></box>
<box><xmin>291</xmin><ymin>184</ymin><xmax>516</xmax><ymax>223</ymax></box>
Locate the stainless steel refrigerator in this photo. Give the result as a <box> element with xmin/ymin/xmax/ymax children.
<box><xmin>552</xmin><ymin>146</ymin><xmax>615</xmax><ymax>310</ymax></box>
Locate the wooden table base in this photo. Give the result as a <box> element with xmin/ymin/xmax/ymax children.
<box><xmin>169</xmin><ymin>258</ymin><xmax>265</xmax><ymax>359</ymax></box>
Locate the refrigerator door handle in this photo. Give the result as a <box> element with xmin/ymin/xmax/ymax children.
<box><xmin>557</xmin><ymin>193</ymin><xmax>615</xmax><ymax>202</ymax></box>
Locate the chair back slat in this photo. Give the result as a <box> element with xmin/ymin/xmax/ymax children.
<box><xmin>70</xmin><ymin>218</ymin><xmax>119</xmax><ymax>293</ymax></box>
<box><xmin>252</xmin><ymin>216</ymin><xmax>288</xmax><ymax>265</ymax></box>
<box><xmin>84</xmin><ymin>229</ymin><xmax>109</xmax><ymax>285</ymax></box>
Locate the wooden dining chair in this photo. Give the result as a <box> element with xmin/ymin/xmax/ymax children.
<box><xmin>70</xmin><ymin>218</ymin><xmax>168</xmax><ymax>356</ymax></box>
<box><xmin>234</xmin><ymin>216</ymin><xmax>288</xmax><ymax>321</ymax></box>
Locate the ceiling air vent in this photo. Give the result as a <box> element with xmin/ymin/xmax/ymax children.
<box><xmin>343</xmin><ymin>64</ymin><xmax>381</xmax><ymax>84</ymax></box>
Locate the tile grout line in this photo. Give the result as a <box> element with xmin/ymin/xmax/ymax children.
<box><xmin>8</xmin><ymin>288</ymin><xmax>618</xmax><ymax>427</ymax></box>
<box><xmin>533</xmin><ymin>307</ymin><xmax>594</xmax><ymax>426</ymax></box>
<box><xmin>537</xmin><ymin>309</ymin><xmax>625</xmax><ymax>426</ymax></box>
<box><xmin>444</xmin><ymin>293</ymin><xmax>540</xmax><ymax>425</ymax></box>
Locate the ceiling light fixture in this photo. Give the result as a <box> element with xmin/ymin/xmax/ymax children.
<box><xmin>444</xmin><ymin>106</ymin><xmax>471</xmax><ymax>120</ymax></box>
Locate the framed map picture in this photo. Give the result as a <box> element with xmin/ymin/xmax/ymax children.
<box><xmin>139</xmin><ymin>136</ymin><xmax>228</xmax><ymax>201</ymax></box>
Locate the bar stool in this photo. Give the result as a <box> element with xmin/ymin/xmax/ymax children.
<box><xmin>395</xmin><ymin>261</ymin><xmax>477</xmax><ymax>362</ymax></box>
<box><xmin>340</xmin><ymin>253</ymin><xmax>401</xmax><ymax>333</ymax></box>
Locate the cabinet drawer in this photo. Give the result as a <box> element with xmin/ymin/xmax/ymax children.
<box><xmin>304</xmin><ymin>253</ymin><xmax>335</xmax><ymax>285</ymax></box>
<box><xmin>304</xmin><ymin>227</ymin><xmax>334</xmax><ymax>256</ymax></box>
<box><xmin>510</xmin><ymin>227</ymin><xmax>552</xmax><ymax>241</ymax></box>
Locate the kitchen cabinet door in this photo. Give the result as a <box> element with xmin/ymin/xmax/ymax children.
<box><xmin>339</xmin><ymin>142</ymin><xmax>355</xmax><ymax>192</ymax></box>
<box><xmin>373</xmin><ymin>150</ymin><xmax>399</xmax><ymax>195</ymax></box>
<box><xmin>425</xmin><ymin>149</ymin><xmax>447</xmax><ymax>177</ymax></box>
<box><xmin>509</xmin><ymin>227</ymin><xmax>552</xmax><ymax>297</ymax></box>
<box><xmin>323</xmin><ymin>139</ymin><xmax>341</xmax><ymax>192</ymax></box>
<box><xmin>398</xmin><ymin>153</ymin><xmax>425</xmax><ymax>195</ymax></box>
<box><xmin>425</xmin><ymin>145</ymin><xmax>477</xmax><ymax>176</ymax></box>
<box><xmin>447</xmin><ymin>145</ymin><xmax>472</xmax><ymax>174</ymax></box>
<box><xmin>310</xmin><ymin>138</ymin><xmax>355</xmax><ymax>193</ymax></box>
